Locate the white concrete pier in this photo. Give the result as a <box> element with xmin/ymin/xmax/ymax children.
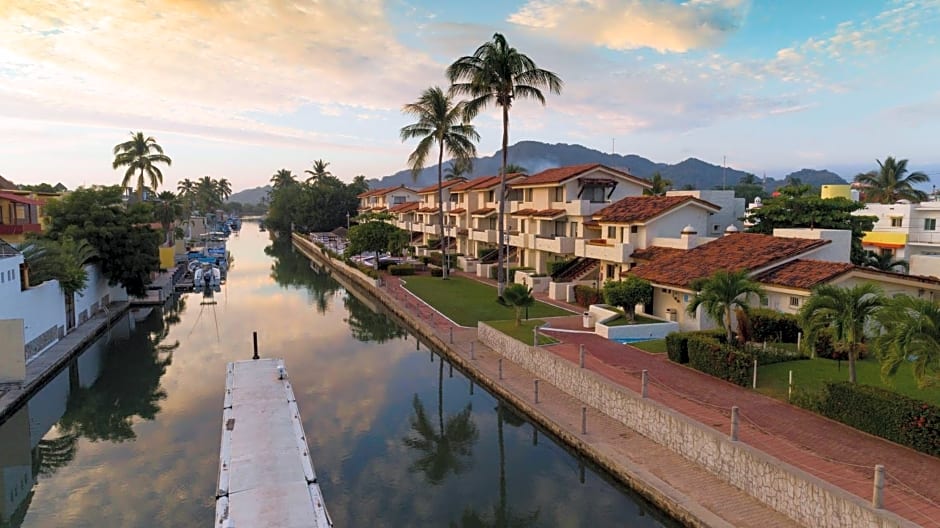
<box><xmin>216</xmin><ymin>358</ymin><xmax>332</xmax><ymax>527</ymax></box>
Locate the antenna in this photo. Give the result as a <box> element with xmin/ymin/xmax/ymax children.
<box><xmin>611</xmin><ymin>138</ymin><xmax>616</xmax><ymax>155</ymax></box>
<box><xmin>722</xmin><ymin>155</ymin><xmax>727</xmax><ymax>189</ymax></box>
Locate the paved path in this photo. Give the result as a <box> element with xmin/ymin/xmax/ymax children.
<box><xmin>382</xmin><ymin>270</ymin><xmax>940</xmax><ymax>527</ymax></box>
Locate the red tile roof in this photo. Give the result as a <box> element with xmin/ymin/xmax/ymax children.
<box><xmin>532</xmin><ymin>208</ymin><xmax>567</xmax><ymax>218</ymax></box>
<box><xmin>593</xmin><ymin>195</ymin><xmax>719</xmax><ymax>224</ymax></box>
<box><xmin>0</xmin><ymin>192</ymin><xmax>44</xmax><ymax>206</ymax></box>
<box><xmin>416</xmin><ymin>179</ymin><xmax>467</xmax><ymax>194</ymax></box>
<box><xmin>417</xmin><ymin>206</ymin><xmax>438</xmax><ymax>213</ymax></box>
<box><xmin>450</xmin><ymin>175</ymin><xmax>501</xmax><ymax>191</ymax></box>
<box><xmin>511</xmin><ymin>208</ymin><xmax>538</xmax><ymax>216</ymax></box>
<box><xmin>628</xmin><ymin>233</ymin><xmax>830</xmax><ymax>288</ymax></box>
<box><xmin>512</xmin><ymin>164</ymin><xmax>651</xmax><ymax>188</ymax></box>
<box><xmin>389</xmin><ymin>201</ymin><xmax>419</xmax><ymax>213</ymax></box>
<box><xmin>448</xmin><ymin>207</ymin><xmax>466</xmax><ymax>214</ymax></box>
<box><xmin>754</xmin><ymin>259</ymin><xmax>854</xmax><ymax>289</ymax></box>
<box><xmin>357</xmin><ymin>185</ymin><xmax>416</xmax><ymax>198</ymax></box>
<box><xmin>630</xmin><ymin>246</ymin><xmax>685</xmax><ymax>263</ymax></box>
<box><xmin>471</xmin><ymin>207</ymin><xmax>496</xmax><ymax>216</ymax></box>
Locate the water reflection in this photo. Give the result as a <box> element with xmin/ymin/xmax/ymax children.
<box><xmin>343</xmin><ymin>293</ymin><xmax>408</xmax><ymax>344</ymax></box>
<box><xmin>266</xmin><ymin>239</ymin><xmax>341</xmax><ymax>313</ymax></box>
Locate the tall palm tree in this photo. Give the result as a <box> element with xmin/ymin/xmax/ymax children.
<box><xmin>156</xmin><ymin>191</ymin><xmax>182</xmax><ymax>245</ymax></box>
<box><xmin>799</xmin><ymin>283</ymin><xmax>885</xmax><ymax>383</ymax></box>
<box><xmin>874</xmin><ymin>295</ymin><xmax>940</xmax><ymax>388</ymax></box>
<box><xmin>304</xmin><ymin>159</ymin><xmax>332</xmax><ymax>185</ymax></box>
<box><xmin>687</xmin><ymin>269</ymin><xmax>766</xmax><ymax>344</ymax></box>
<box><xmin>643</xmin><ymin>172</ymin><xmax>672</xmax><ymax>196</ymax></box>
<box><xmin>863</xmin><ymin>250</ymin><xmax>909</xmax><ymax>273</ymax></box>
<box><xmin>196</xmin><ymin>176</ymin><xmax>220</xmax><ymax>213</ymax></box>
<box><xmin>112</xmin><ymin>131</ymin><xmax>172</xmax><ymax>200</ymax></box>
<box><xmin>401</xmin><ymin>86</ymin><xmax>479</xmax><ymax>280</ymax></box>
<box><xmin>854</xmin><ymin>156</ymin><xmax>930</xmax><ymax>204</ymax></box>
<box><xmin>216</xmin><ymin>178</ymin><xmax>232</xmax><ymax>202</ymax></box>
<box><xmin>270</xmin><ymin>169</ymin><xmax>297</xmax><ymax>191</ymax></box>
<box><xmin>448</xmin><ymin>33</ymin><xmax>563</xmax><ymax>295</ymax></box>
<box><xmin>177</xmin><ymin>178</ymin><xmax>196</xmax><ymax>218</ymax></box>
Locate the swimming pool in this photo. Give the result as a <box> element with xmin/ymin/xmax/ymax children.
<box><xmin>612</xmin><ymin>337</ymin><xmax>655</xmax><ymax>344</ymax></box>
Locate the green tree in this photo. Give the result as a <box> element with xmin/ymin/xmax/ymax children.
<box><xmin>401</xmin><ymin>86</ymin><xmax>479</xmax><ymax>280</ymax></box>
<box><xmin>155</xmin><ymin>191</ymin><xmax>182</xmax><ymax>245</ymax></box>
<box><xmin>874</xmin><ymin>294</ymin><xmax>940</xmax><ymax>388</ymax></box>
<box><xmin>343</xmin><ymin>292</ymin><xmax>408</xmax><ymax>343</ymax></box>
<box><xmin>854</xmin><ymin>156</ymin><xmax>930</xmax><ymax>204</ymax></box>
<box><xmin>270</xmin><ymin>168</ymin><xmax>297</xmax><ymax>191</ymax></box>
<box><xmin>863</xmin><ymin>250</ymin><xmax>909</xmax><ymax>273</ymax></box>
<box><xmin>739</xmin><ymin>173</ymin><xmax>759</xmax><ymax>185</ymax></box>
<box><xmin>346</xmin><ymin>220</ymin><xmax>405</xmax><ymax>270</ymax></box>
<box><xmin>502</xmin><ymin>283</ymin><xmax>535</xmax><ymax>326</ymax></box>
<box><xmin>266</xmin><ymin>239</ymin><xmax>342</xmax><ymax>313</ymax></box>
<box><xmin>444</xmin><ymin>158</ymin><xmax>473</xmax><ymax>180</ymax></box>
<box><xmin>176</xmin><ymin>178</ymin><xmax>196</xmax><ymax>219</ymax></box>
<box><xmin>687</xmin><ymin>269</ymin><xmax>766</xmax><ymax>343</ymax></box>
<box><xmin>304</xmin><ymin>159</ymin><xmax>332</xmax><ymax>185</ymax></box>
<box><xmin>642</xmin><ymin>172</ymin><xmax>672</xmax><ymax>196</ymax></box>
<box><xmin>502</xmin><ymin>163</ymin><xmax>528</xmax><ymax>175</ymax></box>
<box><xmin>19</xmin><ymin>236</ymin><xmax>98</xmax><ymax>297</ymax></box>
<box><xmin>799</xmin><ymin>283</ymin><xmax>885</xmax><ymax>383</ymax></box>
<box><xmin>42</xmin><ymin>186</ymin><xmax>161</xmax><ymax>296</ymax></box>
<box><xmin>746</xmin><ymin>183</ymin><xmax>876</xmax><ymax>264</ymax></box>
<box><xmin>603</xmin><ymin>276</ymin><xmax>652</xmax><ymax>321</ymax></box>
<box><xmin>217</xmin><ymin>178</ymin><xmax>232</xmax><ymax>202</ymax></box>
<box><xmin>448</xmin><ymin>32</ymin><xmax>563</xmax><ymax>295</ymax></box>
<box><xmin>112</xmin><ymin>131</ymin><xmax>172</xmax><ymax>200</ymax></box>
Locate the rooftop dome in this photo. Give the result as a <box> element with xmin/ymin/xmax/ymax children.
<box><xmin>680</xmin><ymin>224</ymin><xmax>697</xmax><ymax>235</ymax></box>
<box><xmin>725</xmin><ymin>224</ymin><xmax>740</xmax><ymax>234</ymax></box>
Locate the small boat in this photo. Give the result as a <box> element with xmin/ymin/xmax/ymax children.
<box><xmin>193</xmin><ymin>262</ymin><xmax>222</xmax><ymax>293</ymax></box>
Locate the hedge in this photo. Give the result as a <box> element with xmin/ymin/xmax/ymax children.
<box><xmin>477</xmin><ymin>247</ymin><xmax>496</xmax><ymax>259</ymax></box>
<box><xmin>431</xmin><ymin>268</ymin><xmax>443</xmax><ymax>277</ymax></box>
<box><xmin>508</xmin><ymin>266</ymin><xmax>534</xmax><ymax>282</ymax></box>
<box><xmin>797</xmin><ymin>382</ymin><xmax>939</xmax><ymax>457</ymax></box>
<box><xmin>665</xmin><ymin>330</ymin><xmax>726</xmax><ymax>364</ymax></box>
<box><xmin>428</xmin><ymin>251</ymin><xmax>456</xmax><ymax>268</ymax></box>
<box><xmin>740</xmin><ymin>342</ymin><xmax>806</xmax><ymax>365</ymax></box>
<box><xmin>749</xmin><ymin>308</ymin><xmax>800</xmax><ymax>343</ymax></box>
<box><xmin>548</xmin><ymin>259</ymin><xmax>572</xmax><ymax>276</ymax></box>
<box><xmin>388</xmin><ymin>264</ymin><xmax>415</xmax><ymax>276</ymax></box>
<box><xmin>687</xmin><ymin>335</ymin><xmax>751</xmax><ymax>386</ymax></box>
<box><xmin>573</xmin><ymin>285</ymin><xmax>602</xmax><ymax>307</ymax></box>
<box><xmin>812</xmin><ymin>329</ymin><xmax>869</xmax><ymax>360</ymax></box>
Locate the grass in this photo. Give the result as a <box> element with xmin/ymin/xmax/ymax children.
<box><xmin>488</xmin><ymin>319</ymin><xmax>559</xmax><ymax>345</ymax></box>
<box><xmin>401</xmin><ymin>275</ymin><xmax>571</xmax><ymax>326</ymax></box>
<box><xmin>630</xmin><ymin>339</ymin><xmax>667</xmax><ymax>354</ymax></box>
<box><xmin>757</xmin><ymin>355</ymin><xmax>940</xmax><ymax>406</ymax></box>
<box><xmin>603</xmin><ymin>314</ymin><xmax>663</xmax><ymax>326</ymax></box>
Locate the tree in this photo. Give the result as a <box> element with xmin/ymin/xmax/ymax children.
<box><xmin>643</xmin><ymin>172</ymin><xmax>672</xmax><ymax>196</ymax></box>
<box><xmin>687</xmin><ymin>269</ymin><xmax>766</xmax><ymax>343</ymax></box>
<box><xmin>346</xmin><ymin>220</ymin><xmax>405</xmax><ymax>270</ymax></box>
<box><xmin>603</xmin><ymin>277</ymin><xmax>652</xmax><ymax>321</ymax></box>
<box><xmin>502</xmin><ymin>283</ymin><xmax>535</xmax><ymax>326</ymax></box>
<box><xmin>112</xmin><ymin>131</ymin><xmax>172</xmax><ymax>200</ymax></box>
<box><xmin>863</xmin><ymin>250</ymin><xmax>909</xmax><ymax>273</ymax></box>
<box><xmin>176</xmin><ymin>178</ymin><xmax>196</xmax><ymax>219</ymax></box>
<box><xmin>855</xmin><ymin>156</ymin><xmax>930</xmax><ymax>204</ymax></box>
<box><xmin>746</xmin><ymin>183</ymin><xmax>876</xmax><ymax>264</ymax></box>
<box><xmin>401</xmin><ymin>86</ymin><xmax>479</xmax><ymax>280</ymax></box>
<box><xmin>217</xmin><ymin>178</ymin><xmax>232</xmax><ymax>202</ymax></box>
<box><xmin>270</xmin><ymin>169</ymin><xmax>297</xmax><ymax>191</ymax></box>
<box><xmin>304</xmin><ymin>159</ymin><xmax>332</xmax><ymax>185</ymax></box>
<box><xmin>448</xmin><ymin>32</ymin><xmax>563</xmax><ymax>296</ymax></box>
<box><xmin>155</xmin><ymin>191</ymin><xmax>182</xmax><ymax>245</ymax></box>
<box><xmin>799</xmin><ymin>283</ymin><xmax>885</xmax><ymax>383</ymax></box>
<box><xmin>874</xmin><ymin>294</ymin><xmax>940</xmax><ymax>388</ymax></box>
<box><xmin>739</xmin><ymin>173</ymin><xmax>759</xmax><ymax>185</ymax></box>
<box><xmin>444</xmin><ymin>158</ymin><xmax>473</xmax><ymax>180</ymax></box>
<box><xmin>42</xmin><ymin>186</ymin><xmax>161</xmax><ymax>297</ymax></box>
<box><xmin>19</xmin><ymin>236</ymin><xmax>98</xmax><ymax>297</ymax></box>
<box><xmin>502</xmin><ymin>163</ymin><xmax>528</xmax><ymax>175</ymax></box>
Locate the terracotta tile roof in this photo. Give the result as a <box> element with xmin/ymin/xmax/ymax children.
<box><xmin>388</xmin><ymin>201</ymin><xmax>419</xmax><ymax>213</ymax></box>
<box><xmin>628</xmin><ymin>233</ymin><xmax>830</xmax><ymax>288</ymax></box>
<box><xmin>754</xmin><ymin>259</ymin><xmax>855</xmax><ymax>289</ymax></box>
<box><xmin>448</xmin><ymin>207</ymin><xmax>466</xmax><ymax>214</ymax></box>
<box><xmin>357</xmin><ymin>184</ymin><xmax>416</xmax><ymax>198</ymax></box>
<box><xmin>512</xmin><ymin>164</ymin><xmax>650</xmax><ymax>188</ymax></box>
<box><xmin>511</xmin><ymin>208</ymin><xmax>538</xmax><ymax>216</ymax></box>
<box><xmin>451</xmin><ymin>175</ymin><xmax>502</xmax><ymax>191</ymax></box>
<box><xmin>630</xmin><ymin>246</ymin><xmax>685</xmax><ymax>263</ymax></box>
<box><xmin>583</xmin><ymin>221</ymin><xmax>600</xmax><ymax>228</ymax></box>
<box><xmin>532</xmin><ymin>208</ymin><xmax>567</xmax><ymax>218</ymax></box>
<box><xmin>471</xmin><ymin>207</ymin><xmax>496</xmax><ymax>216</ymax></box>
<box><xmin>593</xmin><ymin>195</ymin><xmax>719</xmax><ymax>224</ymax></box>
<box><xmin>416</xmin><ymin>179</ymin><xmax>466</xmax><ymax>194</ymax></box>
<box><xmin>417</xmin><ymin>206</ymin><xmax>438</xmax><ymax>213</ymax></box>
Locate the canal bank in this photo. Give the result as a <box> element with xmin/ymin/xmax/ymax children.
<box><xmin>291</xmin><ymin>234</ymin><xmax>808</xmax><ymax>528</ymax></box>
<box><xmin>0</xmin><ymin>300</ymin><xmax>131</xmax><ymax>424</ymax></box>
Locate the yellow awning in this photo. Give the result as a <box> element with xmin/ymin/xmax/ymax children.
<box><xmin>862</xmin><ymin>232</ymin><xmax>907</xmax><ymax>249</ymax></box>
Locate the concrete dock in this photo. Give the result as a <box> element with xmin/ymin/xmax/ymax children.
<box><xmin>216</xmin><ymin>358</ymin><xmax>332</xmax><ymax>528</ymax></box>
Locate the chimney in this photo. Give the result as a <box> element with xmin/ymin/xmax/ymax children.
<box><xmin>680</xmin><ymin>224</ymin><xmax>698</xmax><ymax>249</ymax></box>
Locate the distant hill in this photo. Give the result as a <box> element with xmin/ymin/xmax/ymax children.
<box><xmin>228</xmin><ymin>185</ymin><xmax>271</xmax><ymax>205</ymax></box>
<box><xmin>369</xmin><ymin>141</ymin><xmax>848</xmax><ymax>191</ymax></box>
<box><xmin>770</xmin><ymin>168</ymin><xmax>846</xmax><ymax>191</ymax></box>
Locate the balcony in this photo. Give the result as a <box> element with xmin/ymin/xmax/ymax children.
<box><xmin>0</xmin><ymin>223</ymin><xmax>42</xmax><ymax>235</ymax></box>
<box><xmin>908</xmin><ymin>232</ymin><xmax>940</xmax><ymax>245</ymax></box>
<box><xmin>507</xmin><ymin>232</ymin><xmax>530</xmax><ymax>248</ymax></box>
<box><xmin>471</xmin><ymin>228</ymin><xmax>497</xmax><ymax>243</ymax></box>
<box><xmin>575</xmin><ymin>239</ymin><xmax>632</xmax><ymax>262</ymax></box>
<box><xmin>534</xmin><ymin>235</ymin><xmax>575</xmax><ymax>255</ymax></box>
<box><xmin>563</xmin><ymin>200</ymin><xmax>611</xmax><ymax>217</ymax></box>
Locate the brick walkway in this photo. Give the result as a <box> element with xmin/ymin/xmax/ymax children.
<box><xmin>380</xmin><ymin>270</ymin><xmax>940</xmax><ymax>527</ymax></box>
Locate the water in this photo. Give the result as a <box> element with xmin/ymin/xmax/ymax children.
<box><xmin>0</xmin><ymin>224</ymin><xmax>677</xmax><ymax>527</ymax></box>
<box><xmin>612</xmin><ymin>337</ymin><xmax>655</xmax><ymax>344</ymax></box>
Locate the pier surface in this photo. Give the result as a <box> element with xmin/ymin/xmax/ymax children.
<box><xmin>216</xmin><ymin>358</ymin><xmax>331</xmax><ymax>528</ymax></box>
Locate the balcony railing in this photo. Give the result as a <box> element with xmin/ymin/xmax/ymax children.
<box><xmin>0</xmin><ymin>223</ymin><xmax>41</xmax><ymax>235</ymax></box>
<box><xmin>908</xmin><ymin>232</ymin><xmax>940</xmax><ymax>244</ymax></box>
<box><xmin>575</xmin><ymin>239</ymin><xmax>632</xmax><ymax>262</ymax></box>
<box><xmin>470</xmin><ymin>229</ymin><xmax>497</xmax><ymax>243</ymax></box>
<box><xmin>534</xmin><ymin>235</ymin><xmax>575</xmax><ymax>254</ymax></box>
<box><xmin>563</xmin><ymin>200</ymin><xmax>611</xmax><ymax>217</ymax></box>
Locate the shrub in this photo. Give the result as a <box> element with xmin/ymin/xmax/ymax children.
<box><xmin>388</xmin><ymin>264</ymin><xmax>415</xmax><ymax>276</ymax></box>
<box><xmin>548</xmin><ymin>259</ymin><xmax>572</xmax><ymax>276</ymax></box>
<box><xmin>741</xmin><ymin>342</ymin><xmax>806</xmax><ymax>365</ymax></box>
<box><xmin>573</xmin><ymin>285</ymin><xmax>602</xmax><ymax>307</ymax></box>
<box><xmin>428</xmin><ymin>252</ymin><xmax>455</xmax><ymax>268</ymax></box>
<box><xmin>477</xmin><ymin>247</ymin><xmax>495</xmax><ymax>259</ymax></box>
<box><xmin>377</xmin><ymin>259</ymin><xmax>396</xmax><ymax>271</ymax></box>
<box><xmin>665</xmin><ymin>332</ymin><xmax>690</xmax><ymax>364</ymax></box>
<box><xmin>812</xmin><ymin>329</ymin><xmax>869</xmax><ymax>360</ymax></box>
<box><xmin>687</xmin><ymin>335</ymin><xmax>752</xmax><ymax>387</ymax></box>
<box><xmin>801</xmin><ymin>382</ymin><xmax>940</xmax><ymax>457</ymax></box>
<box><xmin>430</xmin><ymin>268</ymin><xmax>443</xmax><ymax>277</ymax></box>
<box><xmin>749</xmin><ymin>308</ymin><xmax>800</xmax><ymax>343</ymax></box>
<box><xmin>508</xmin><ymin>266</ymin><xmax>534</xmax><ymax>282</ymax></box>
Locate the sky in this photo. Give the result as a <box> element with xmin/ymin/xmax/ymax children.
<box><xmin>2</xmin><ymin>0</ymin><xmax>939</xmax><ymax>192</ymax></box>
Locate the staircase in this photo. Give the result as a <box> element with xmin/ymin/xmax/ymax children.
<box><xmin>480</xmin><ymin>246</ymin><xmax>518</xmax><ymax>264</ymax></box>
<box><xmin>551</xmin><ymin>257</ymin><xmax>599</xmax><ymax>282</ymax></box>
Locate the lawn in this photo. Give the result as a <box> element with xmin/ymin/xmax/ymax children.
<box><xmin>757</xmin><ymin>355</ymin><xmax>940</xmax><ymax>406</ymax></box>
<box><xmin>603</xmin><ymin>314</ymin><xmax>663</xmax><ymax>326</ymax></box>
<box><xmin>488</xmin><ymin>319</ymin><xmax>559</xmax><ymax>345</ymax></box>
<box><xmin>401</xmin><ymin>275</ymin><xmax>572</xmax><ymax>326</ymax></box>
<box><xmin>630</xmin><ymin>338</ymin><xmax>667</xmax><ymax>354</ymax></box>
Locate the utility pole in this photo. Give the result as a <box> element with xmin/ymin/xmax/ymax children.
<box><xmin>611</xmin><ymin>138</ymin><xmax>616</xmax><ymax>155</ymax></box>
<box><xmin>723</xmin><ymin>155</ymin><xmax>727</xmax><ymax>190</ymax></box>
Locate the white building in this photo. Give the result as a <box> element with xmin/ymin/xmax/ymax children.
<box><xmin>856</xmin><ymin>200</ymin><xmax>940</xmax><ymax>276</ymax></box>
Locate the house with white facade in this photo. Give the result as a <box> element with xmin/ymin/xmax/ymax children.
<box><xmin>856</xmin><ymin>200</ymin><xmax>940</xmax><ymax>276</ymax></box>
<box><xmin>357</xmin><ymin>185</ymin><xmax>419</xmax><ymax>215</ymax></box>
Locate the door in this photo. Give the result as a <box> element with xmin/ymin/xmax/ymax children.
<box><xmin>65</xmin><ymin>293</ymin><xmax>76</xmax><ymax>332</ymax></box>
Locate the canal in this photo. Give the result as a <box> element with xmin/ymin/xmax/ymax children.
<box><xmin>0</xmin><ymin>223</ymin><xmax>677</xmax><ymax>527</ymax></box>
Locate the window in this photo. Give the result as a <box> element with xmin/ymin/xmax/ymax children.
<box><xmin>789</xmin><ymin>296</ymin><xmax>800</xmax><ymax>307</ymax></box>
<box><xmin>507</xmin><ymin>189</ymin><xmax>522</xmax><ymax>201</ymax></box>
<box><xmin>761</xmin><ymin>296</ymin><xmax>769</xmax><ymax>306</ymax></box>
<box><xmin>713</xmin><ymin>224</ymin><xmax>720</xmax><ymax>233</ymax></box>
<box><xmin>890</xmin><ymin>216</ymin><xmax>903</xmax><ymax>227</ymax></box>
<box><xmin>392</xmin><ymin>196</ymin><xmax>406</xmax><ymax>205</ymax></box>
<box><xmin>882</xmin><ymin>248</ymin><xmax>894</xmax><ymax>258</ymax></box>
<box><xmin>488</xmin><ymin>191</ymin><xmax>495</xmax><ymax>202</ymax></box>
<box><xmin>449</xmin><ymin>194</ymin><xmax>458</xmax><ymax>203</ymax></box>
<box><xmin>683</xmin><ymin>294</ymin><xmax>689</xmax><ymax>303</ymax></box>
<box><xmin>607</xmin><ymin>226</ymin><xmax>616</xmax><ymax>238</ymax></box>
<box><xmin>524</xmin><ymin>189</ymin><xmax>533</xmax><ymax>202</ymax></box>
<box><xmin>630</xmin><ymin>225</ymin><xmax>638</xmax><ymax>234</ymax></box>
<box><xmin>606</xmin><ymin>264</ymin><xmax>617</xmax><ymax>278</ymax></box>
<box><xmin>926</xmin><ymin>218</ymin><xmax>937</xmax><ymax>231</ymax></box>
<box><xmin>582</xmin><ymin>185</ymin><xmax>606</xmax><ymax>203</ymax></box>
<box><xmin>554</xmin><ymin>187</ymin><xmax>564</xmax><ymax>202</ymax></box>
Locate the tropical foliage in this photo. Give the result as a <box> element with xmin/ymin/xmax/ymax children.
<box><xmin>603</xmin><ymin>276</ymin><xmax>652</xmax><ymax>320</ymax></box>
<box><xmin>854</xmin><ymin>156</ymin><xmax>930</xmax><ymax>204</ymax></box>
<box><xmin>874</xmin><ymin>295</ymin><xmax>940</xmax><ymax>388</ymax></box>
<box><xmin>687</xmin><ymin>269</ymin><xmax>766</xmax><ymax>344</ymax></box>
<box><xmin>345</xmin><ymin>218</ymin><xmax>408</xmax><ymax>269</ymax></box>
<box><xmin>112</xmin><ymin>131</ymin><xmax>172</xmax><ymax>200</ymax></box>
<box><xmin>304</xmin><ymin>159</ymin><xmax>333</xmax><ymax>185</ymax></box>
<box><xmin>155</xmin><ymin>191</ymin><xmax>183</xmax><ymax>244</ymax></box>
<box><xmin>19</xmin><ymin>236</ymin><xmax>98</xmax><ymax>296</ymax></box>
<box><xmin>447</xmin><ymin>32</ymin><xmax>562</xmax><ymax>295</ymax></box>
<box><xmin>799</xmin><ymin>283</ymin><xmax>885</xmax><ymax>383</ymax></box>
<box><xmin>642</xmin><ymin>172</ymin><xmax>672</xmax><ymax>196</ymax></box>
<box><xmin>863</xmin><ymin>250</ymin><xmax>909</xmax><ymax>273</ymax></box>
<box><xmin>401</xmin><ymin>86</ymin><xmax>479</xmax><ymax>279</ymax></box>
<box><xmin>501</xmin><ymin>283</ymin><xmax>535</xmax><ymax>326</ymax></box>
<box><xmin>265</xmin><ymin>163</ymin><xmax>366</xmax><ymax>234</ymax></box>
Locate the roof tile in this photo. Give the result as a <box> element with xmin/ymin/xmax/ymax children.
<box><xmin>594</xmin><ymin>195</ymin><xmax>718</xmax><ymax>223</ymax></box>
<box><xmin>513</xmin><ymin>164</ymin><xmax>650</xmax><ymax>188</ymax></box>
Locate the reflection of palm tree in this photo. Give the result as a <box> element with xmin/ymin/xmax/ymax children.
<box><xmin>343</xmin><ymin>293</ymin><xmax>407</xmax><ymax>343</ymax></box>
<box><xmin>32</xmin><ymin>432</ymin><xmax>79</xmax><ymax>477</ymax></box>
<box><xmin>267</xmin><ymin>240</ymin><xmax>342</xmax><ymax>313</ymax></box>
<box><xmin>404</xmin><ymin>359</ymin><xmax>479</xmax><ymax>485</ymax></box>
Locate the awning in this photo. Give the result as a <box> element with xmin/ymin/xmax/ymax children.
<box><xmin>861</xmin><ymin>231</ymin><xmax>907</xmax><ymax>249</ymax></box>
<box><xmin>0</xmin><ymin>192</ymin><xmax>44</xmax><ymax>206</ymax></box>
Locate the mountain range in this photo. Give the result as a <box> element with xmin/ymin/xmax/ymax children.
<box><xmin>228</xmin><ymin>141</ymin><xmax>850</xmax><ymax>204</ymax></box>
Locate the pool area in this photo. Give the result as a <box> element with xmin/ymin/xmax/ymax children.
<box><xmin>612</xmin><ymin>337</ymin><xmax>656</xmax><ymax>344</ymax></box>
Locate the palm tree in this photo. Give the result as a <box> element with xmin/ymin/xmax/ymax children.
<box><xmin>687</xmin><ymin>269</ymin><xmax>766</xmax><ymax>343</ymax></box>
<box><xmin>863</xmin><ymin>250</ymin><xmax>909</xmax><ymax>273</ymax></box>
<box><xmin>643</xmin><ymin>172</ymin><xmax>672</xmax><ymax>196</ymax></box>
<box><xmin>177</xmin><ymin>178</ymin><xmax>196</xmax><ymax>218</ymax></box>
<box><xmin>854</xmin><ymin>156</ymin><xmax>930</xmax><ymax>203</ymax></box>
<box><xmin>502</xmin><ymin>163</ymin><xmax>528</xmax><ymax>175</ymax></box>
<box><xmin>270</xmin><ymin>169</ymin><xmax>297</xmax><ymax>191</ymax></box>
<box><xmin>216</xmin><ymin>178</ymin><xmax>232</xmax><ymax>202</ymax></box>
<box><xmin>874</xmin><ymin>295</ymin><xmax>940</xmax><ymax>388</ymax></box>
<box><xmin>112</xmin><ymin>131</ymin><xmax>172</xmax><ymax>200</ymax></box>
<box><xmin>401</xmin><ymin>86</ymin><xmax>479</xmax><ymax>280</ymax></box>
<box><xmin>502</xmin><ymin>283</ymin><xmax>534</xmax><ymax>326</ymax></box>
<box><xmin>196</xmin><ymin>176</ymin><xmax>221</xmax><ymax>213</ymax></box>
<box><xmin>799</xmin><ymin>283</ymin><xmax>885</xmax><ymax>383</ymax></box>
<box><xmin>444</xmin><ymin>158</ymin><xmax>473</xmax><ymax>180</ymax></box>
<box><xmin>20</xmin><ymin>236</ymin><xmax>98</xmax><ymax>298</ymax></box>
<box><xmin>156</xmin><ymin>191</ymin><xmax>183</xmax><ymax>245</ymax></box>
<box><xmin>448</xmin><ymin>33</ymin><xmax>563</xmax><ymax>295</ymax></box>
<box><xmin>304</xmin><ymin>159</ymin><xmax>332</xmax><ymax>185</ymax></box>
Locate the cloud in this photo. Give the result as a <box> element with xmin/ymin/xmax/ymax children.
<box><xmin>508</xmin><ymin>0</ymin><xmax>749</xmax><ymax>53</ymax></box>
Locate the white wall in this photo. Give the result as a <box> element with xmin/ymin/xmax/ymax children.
<box><xmin>74</xmin><ymin>264</ymin><xmax>128</xmax><ymax>322</ymax></box>
<box><xmin>2</xmin><ymin>280</ymin><xmax>65</xmax><ymax>345</ymax></box>
<box><xmin>667</xmin><ymin>190</ymin><xmax>745</xmax><ymax>235</ymax></box>
<box><xmin>640</xmin><ymin>207</ymin><xmax>711</xmax><ymax>249</ymax></box>
<box><xmin>772</xmin><ymin>228</ymin><xmax>852</xmax><ymax>263</ymax></box>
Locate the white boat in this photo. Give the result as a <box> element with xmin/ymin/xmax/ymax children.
<box><xmin>193</xmin><ymin>263</ymin><xmax>222</xmax><ymax>293</ymax></box>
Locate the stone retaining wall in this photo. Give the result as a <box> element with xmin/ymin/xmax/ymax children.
<box><xmin>478</xmin><ymin>322</ymin><xmax>914</xmax><ymax>528</ymax></box>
